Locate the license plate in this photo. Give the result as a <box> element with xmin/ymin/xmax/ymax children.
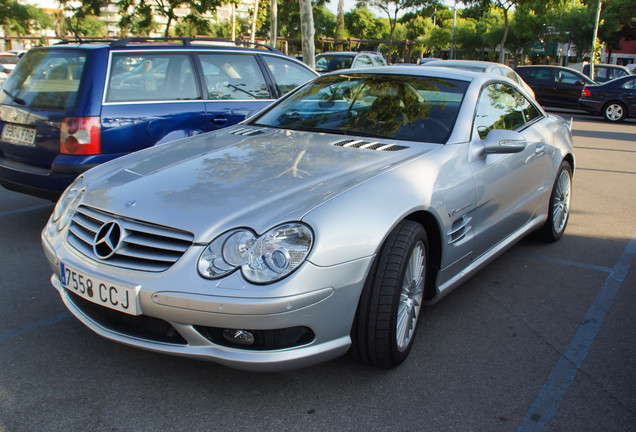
<box><xmin>60</xmin><ymin>262</ymin><xmax>139</xmax><ymax>315</ymax></box>
<box><xmin>2</xmin><ymin>123</ymin><xmax>36</xmax><ymax>146</ymax></box>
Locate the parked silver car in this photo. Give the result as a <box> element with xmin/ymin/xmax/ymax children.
<box><xmin>42</xmin><ymin>66</ymin><xmax>574</xmax><ymax>371</ymax></box>
<box><xmin>422</xmin><ymin>59</ymin><xmax>535</xmax><ymax>97</ymax></box>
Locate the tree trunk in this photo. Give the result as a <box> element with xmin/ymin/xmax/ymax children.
<box><xmin>251</xmin><ymin>0</ymin><xmax>259</xmax><ymax>44</ymax></box>
<box><xmin>499</xmin><ymin>7</ymin><xmax>509</xmax><ymax>64</ymax></box>
<box><xmin>299</xmin><ymin>0</ymin><xmax>315</xmax><ymax>69</ymax></box>
<box><xmin>270</xmin><ymin>0</ymin><xmax>278</xmax><ymax>48</ymax></box>
<box><xmin>335</xmin><ymin>0</ymin><xmax>345</xmax><ymax>50</ymax></box>
<box><xmin>164</xmin><ymin>14</ymin><xmax>173</xmax><ymax>38</ymax></box>
<box><xmin>231</xmin><ymin>3</ymin><xmax>236</xmax><ymax>41</ymax></box>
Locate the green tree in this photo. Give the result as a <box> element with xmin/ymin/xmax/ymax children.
<box><xmin>363</xmin><ymin>0</ymin><xmax>418</xmax><ymax>62</ymax></box>
<box><xmin>345</xmin><ymin>5</ymin><xmax>387</xmax><ymax>40</ymax></box>
<box><xmin>118</xmin><ymin>0</ymin><xmax>224</xmax><ymax>38</ymax></box>
<box><xmin>58</xmin><ymin>0</ymin><xmax>106</xmax><ymax>39</ymax></box>
<box><xmin>0</xmin><ymin>1</ymin><xmax>53</xmax><ymax>38</ymax></box>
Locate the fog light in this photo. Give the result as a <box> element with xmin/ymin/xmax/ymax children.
<box><xmin>222</xmin><ymin>329</ymin><xmax>255</xmax><ymax>346</ymax></box>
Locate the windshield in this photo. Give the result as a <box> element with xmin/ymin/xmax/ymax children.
<box><xmin>0</xmin><ymin>49</ymin><xmax>87</xmax><ymax>110</ymax></box>
<box><xmin>315</xmin><ymin>55</ymin><xmax>354</xmax><ymax>73</ymax></box>
<box><xmin>251</xmin><ymin>74</ymin><xmax>469</xmax><ymax>144</ymax></box>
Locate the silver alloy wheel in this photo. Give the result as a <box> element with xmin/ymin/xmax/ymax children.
<box><xmin>605</xmin><ymin>103</ymin><xmax>624</xmax><ymax>121</ymax></box>
<box><xmin>396</xmin><ymin>241</ymin><xmax>426</xmax><ymax>352</ymax></box>
<box><xmin>552</xmin><ymin>169</ymin><xmax>571</xmax><ymax>234</ymax></box>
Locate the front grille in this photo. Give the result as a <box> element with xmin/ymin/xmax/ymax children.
<box><xmin>67</xmin><ymin>205</ymin><xmax>194</xmax><ymax>272</ymax></box>
<box><xmin>67</xmin><ymin>290</ymin><xmax>187</xmax><ymax>345</ymax></box>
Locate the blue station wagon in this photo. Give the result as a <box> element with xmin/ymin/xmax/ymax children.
<box><xmin>0</xmin><ymin>38</ymin><xmax>318</xmax><ymax>199</ymax></box>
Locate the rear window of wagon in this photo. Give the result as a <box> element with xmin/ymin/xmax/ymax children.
<box><xmin>1</xmin><ymin>49</ymin><xmax>87</xmax><ymax>110</ymax></box>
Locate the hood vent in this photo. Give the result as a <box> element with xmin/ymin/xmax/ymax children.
<box><xmin>332</xmin><ymin>139</ymin><xmax>408</xmax><ymax>152</ymax></box>
<box><xmin>229</xmin><ymin>127</ymin><xmax>267</xmax><ymax>136</ymax></box>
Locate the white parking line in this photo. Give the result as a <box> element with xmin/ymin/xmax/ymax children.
<box><xmin>0</xmin><ymin>203</ymin><xmax>53</xmax><ymax>218</ymax></box>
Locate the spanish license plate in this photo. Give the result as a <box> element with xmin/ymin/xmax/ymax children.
<box><xmin>60</xmin><ymin>262</ymin><xmax>139</xmax><ymax>315</ymax></box>
<box><xmin>2</xmin><ymin>123</ymin><xmax>36</xmax><ymax>146</ymax></box>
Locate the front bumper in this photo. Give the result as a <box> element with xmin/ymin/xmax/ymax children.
<box><xmin>43</xmin><ymin>230</ymin><xmax>372</xmax><ymax>371</ymax></box>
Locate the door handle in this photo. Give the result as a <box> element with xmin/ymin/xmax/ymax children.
<box><xmin>535</xmin><ymin>144</ymin><xmax>546</xmax><ymax>156</ymax></box>
<box><xmin>211</xmin><ymin>115</ymin><xmax>228</xmax><ymax>124</ymax></box>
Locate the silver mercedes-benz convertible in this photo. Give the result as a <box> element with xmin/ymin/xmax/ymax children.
<box><xmin>42</xmin><ymin>66</ymin><xmax>574</xmax><ymax>371</ymax></box>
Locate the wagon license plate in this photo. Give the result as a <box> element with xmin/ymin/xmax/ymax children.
<box><xmin>60</xmin><ymin>262</ymin><xmax>139</xmax><ymax>315</ymax></box>
<box><xmin>2</xmin><ymin>124</ymin><xmax>36</xmax><ymax>146</ymax></box>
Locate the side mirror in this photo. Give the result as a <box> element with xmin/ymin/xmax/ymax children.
<box><xmin>575</xmin><ymin>80</ymin><xmax>585</xmax><ymax>86</ymax></box>
<box><xmin>482</xmin><ymin>129</ymin><xmax>528</xmax><ymax>154</ymax></box>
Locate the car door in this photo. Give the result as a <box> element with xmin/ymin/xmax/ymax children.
<box><xmin>518</xmin><ymin>67</ymin><xmax>554</xmax><ymax>106</ymax></box>
<box><xmin>197</xmin><ymin>53</ymin><xmax>274</xmax><ymax>131</ymax></box>
<box><xmin>554</xmin><ymin>69</ymin><xmax>588</xmax><ymax>108</ymax></box>
<box><xmin>101</xmin><ymin>51</ymin><xmax>208</xmax><ymax>153</ymax></box>
<box><xmin>469</xmin><ymin>82</ymin><xmax>549</xmax><ymax>257</ymax></box>
<box><xmin>621</xmin><ymin>77</ymin><xmax>636</xmax><ymax>116</ymax></box>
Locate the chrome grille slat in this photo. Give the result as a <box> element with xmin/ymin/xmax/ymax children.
<box><xmin>124</xmin><ymin>233</ymin><xmax>190</xmax><ymax>253</ymax></box>
<box><xmin>117</xmin><ymin>246</ymin><xmax>182</xmax><ymax>263</ymax></box>
<box><xmin>72</xmin><ymin>213</ymin><xmax>101</xmax><ymax>234</ymax></box>
<box><xmin>68</xmin><ymin>224</ymin><xmax>96</xmax><ymax>245</ymax></box>
<box><xmin>66</xmin><ymin>205</ymin><xmax>194</xmax><ymax>272</ymax></box>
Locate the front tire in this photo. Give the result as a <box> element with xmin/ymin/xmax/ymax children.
<box><xmin>603</xmin><ymin>102</ymin><xmax>627</xmax><ymax>122</ymax></box>
<box><xmin>350</xmin><ymin>220</ymin><xmax>429</xmax><ymax>368</ymax></box>
<box><xmin>539</xmin><ymin>160</ymin><xmax>572</xmax><ymax>242</ymax></box>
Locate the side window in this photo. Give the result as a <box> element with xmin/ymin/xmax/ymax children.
<box><xmin>620</xmin><ymin>78</ymin><xmax>636</xmax><ymax>90</ymax></box>
<box><xmin>354</xmin><ymin>55</ymin><xmax>373</xmax><ymax>67</ymax></box>
<box><xmin>557</xmin><ymin>70</ymin><xmax>583</xmax><ymax>84</ymax></box>
<box><xmin>526</xmin><ymin>68</ymin><xmax>552</xmax><ymax>82</ymax></box>
<box><xmin>610</xmin><ymin>68</ymin><xmax>628</xmax><ymax>79</ymax></box>
<box><xmin>373</xmin><ymin>55</ymin><xmax>387</xmax><ymax>66</ymax></box>
<box><xmin>474</xmin><ymin>83</ymin><xmax>541</xmax><ymax>140</ymax></box>
<box><xmin>594</xmin><ymin>67</ymin><xmax>609</xmax><ymax>81</ymax></box>
<box><xmin>261</xmin><ymin>56</ymin><xmax>316</xmax><ymax>96</ymax></box>
<box><xmin>198</xmin><ymin>54</ymin><xmax>271</xmax><ymax>100</ymax></box>
<box><xmin>106</xmin><ymin>53</ymin><xmax>200</xmax><ymax>102</ymax></box>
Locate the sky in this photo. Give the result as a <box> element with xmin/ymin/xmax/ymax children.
<box><xmin>325</xmin><ymin>0</ymin><xmax>457</xmax><ymax>16</ymax></box>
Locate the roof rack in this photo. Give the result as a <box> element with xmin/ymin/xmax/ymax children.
<box><xmin>109</xmin><ymin>37</ymin><xmax>281</xmax><ymax>53</ymax></box>
<box><xmin>54</xmin><ymin>38</ymin><xmax>116</xmax><ymax>45</ymax></box>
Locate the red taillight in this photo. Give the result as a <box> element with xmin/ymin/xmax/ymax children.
<box><xmin>581</xmin><ymin>87</ymin><xmax>591</xmax><ymax>98</ymax></box>
<box><xmin>60</xmin><ymin>117</ymin><xmax>101</xmax><ymax>155</ymax></box>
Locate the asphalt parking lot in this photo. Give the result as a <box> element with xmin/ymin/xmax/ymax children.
<box><xmin>0</xmin><ymin>112</ymin><xmax>634</xmax><ymax>432</ymax></box>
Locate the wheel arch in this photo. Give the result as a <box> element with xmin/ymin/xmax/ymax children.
<box><xmin>404</xmin><ymin>210</ymin><xmax>443</xmax><ymax>301</ymax></box>
<box><xmin>563</xmin><ymin>152</ymin><xmax>575</xmax><ymax>174</ymax></box>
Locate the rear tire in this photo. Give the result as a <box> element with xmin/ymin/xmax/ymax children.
<box><xmin>350</xmin><ymin>220</ymin><xmax>428</xmax><ymax>368</ymax></box>
<box><xmin>539</xmin><ymin>160</ymin><xmax>572</xmax><ymax>242</ymax></box>
<box><xmin>603</xmin><ymin>102</ymin><xmax>627</xmax><ymax>122</ymax></box>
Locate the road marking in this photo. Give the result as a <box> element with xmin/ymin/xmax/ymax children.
<box><xmin>0</xmin><ymin>203</ymin><xmax>53</xmax><ymax>218</ymax></box>
<box><xmin>0</xmin><ymin>312</ymin><xmax>71</xmax><ymax>343</ymax></box>
<box><xmin>517</xmin><ymin>231</ymin><xmax>636</xmax><ymax>432</ymax></box>
<box><xmin>515</xmin><ymin>251</ymin><xmax>612</xmax><ymax>273</ymax></box>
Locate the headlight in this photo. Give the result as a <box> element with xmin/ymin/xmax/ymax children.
<box><xmin>198</xmin><ymin>223</ymin><xmax>313</xmax><ymax>284</ymax></box>
<box><xmin>51</xmin><ymin>176</ymin><xmax>84</xmax><ymax>231</ymax></box>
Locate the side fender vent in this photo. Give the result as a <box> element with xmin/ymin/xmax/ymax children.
<box><xmin>447</xmin><ymin>216</ymin><xmax>472</xmax><ymax>245</ymax></box>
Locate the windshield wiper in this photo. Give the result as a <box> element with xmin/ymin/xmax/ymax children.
<box><xmin>3</xmin><ymin>89</ymin><xmax>26</xmax><ymax>106</ymax></box>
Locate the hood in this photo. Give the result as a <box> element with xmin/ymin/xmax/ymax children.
<box><xmin>81</xmin><ymin>126</ymin><xmax>438</xmax><ymax>242</ymax></box>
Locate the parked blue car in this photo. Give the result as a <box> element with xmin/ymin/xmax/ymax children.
<box><xmin>0</xmin><ymin>38</ymin><xmax>318</xmax><ymax>199</ymax></box>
